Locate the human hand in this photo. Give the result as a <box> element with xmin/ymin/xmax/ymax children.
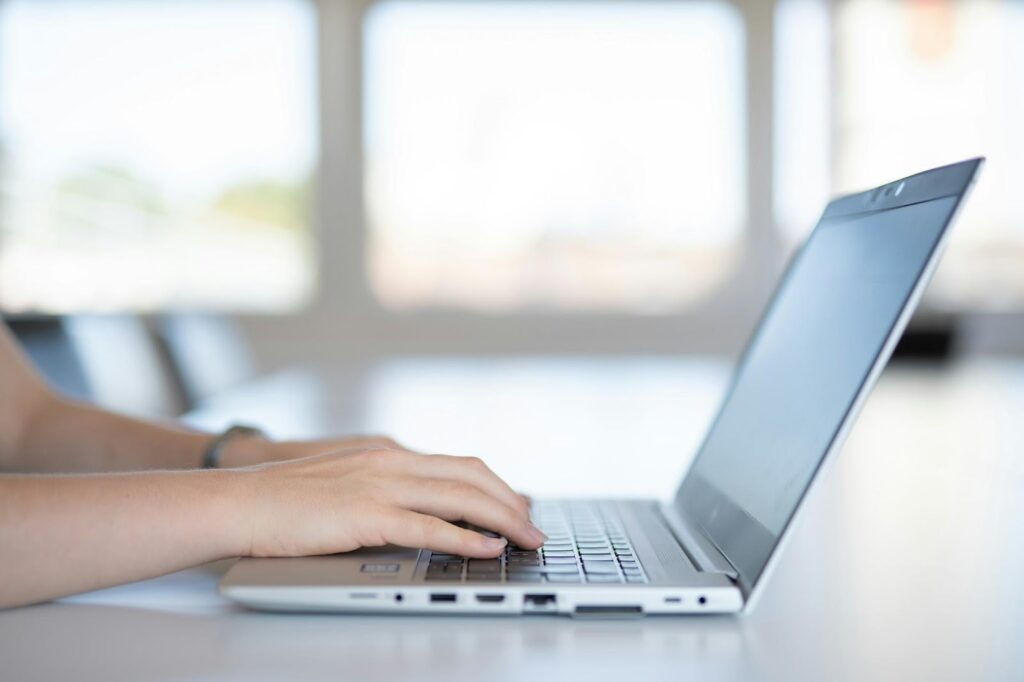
<box><xmin>219</xmin><ymin>433</ymin><xmax>411</xmax><ymax>468</ymax></box>
<box><xmin>229</xmin><ymin>446</ymin><xmax>542</xmax><ymax>559</ymax></box>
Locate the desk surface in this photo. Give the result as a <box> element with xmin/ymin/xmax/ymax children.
<box><xmin>4</xmin><ymin>357</ymin><xmax>1024</xmax><ymax>681</ymax></box>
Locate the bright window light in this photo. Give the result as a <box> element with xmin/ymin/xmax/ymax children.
<box><xmin>774</xmin><ymin>0</ymin><xmax>831</xmax><ymax>241</ymax></box>
<box><xmin>364</xmin><ymin>1</ymin><xmax>746</xmax><ymax>313</ymax></box>
<box><xmin>0</xmin><ymin>0</ymin><xmax>317</xmax><ymax>312</ymax></box>
<box><xmin>836</xmin><ymin>0</ymin><xmax>1024</xmax><ymax>310</ymax></box>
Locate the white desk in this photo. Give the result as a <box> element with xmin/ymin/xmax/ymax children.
<box><xmin>4</xmin><ymin>357</ymin><xmax>1024</xmax><ymax>681</ymax></box>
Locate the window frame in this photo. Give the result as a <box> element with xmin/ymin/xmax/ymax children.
<box><xmin>271</xmin><ymin>0</ymin><xmax>790</xmax><ymax>359</ymax></box>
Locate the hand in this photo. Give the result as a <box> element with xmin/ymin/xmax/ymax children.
<box><xmin>219</xmin><ymin>434</ymin><xmax>410</xmax><ymax>468</ymax></box>
<box><xmin>230</xmin><ymin>446</ymin><xmax>543</xmax><ymax>559</ymax></box>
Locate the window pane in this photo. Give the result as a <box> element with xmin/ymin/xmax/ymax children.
<box><xmin>774</xmin><ymin>0</ymin><xmax>831</xmax><ymax>240</ymax></box>
<box><xmin>0</xmin><ymin>0</ymin><xmax>317</xmax><ymax>312</ymax></box>
<box><xmin>364</xmin><ymin>1</ymin><xmax>745</xmax><ymax>313</ymax></box>
<box><xmin>836</xmin><ymin>0</ymin><xmax>1024</xmax><ymax>310</ymax></box>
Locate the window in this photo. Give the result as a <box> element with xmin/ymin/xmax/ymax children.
<box><xmin>833</xmin><ymin>0</ymin><xmax>1024</xmax><ymax>310</ymax></box>
<box><xmin>774</xmin><ymin>0</ymin><xmax>831</xmax><ymax>241</ymax></box>
<box><xmin>363</xmin><ymin>1</ymin><xmax>746</xmax><ymax>313</ymax></box>
<box><xmin>0</xmin><ymin>0</ymin><xmax>317</xmax><ymax>312</ymax></box>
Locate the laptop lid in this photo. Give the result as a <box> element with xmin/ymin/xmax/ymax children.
<box><xmin>673</xmin><ymin>158</ymin><xmax>983</xmax><ymax>602</ymax></box>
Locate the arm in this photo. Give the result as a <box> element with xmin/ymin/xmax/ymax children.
<box><xmin>0</xmin><ymin>322</ymin><xmax>395</xmax><ymax>473</ymax></box>
<box><xmin>0</xmin><ymin>322</ymin><xmax>542</xmax><ymax>609</ymax></box>
<box><xmin>0</xmin><ymin>447</ymin><xmax>543</xmax><ymax>609</ymax></box>
<box><xmin>0</xmin><ymin>469</ymin><xmax>242</xmax><ymax>608</ymax></box>
<box><xmin>0</xmin><ymin>323</ymin><xmax>217</xmax><ymax>472</ymax></box>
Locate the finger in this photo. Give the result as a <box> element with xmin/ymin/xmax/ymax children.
<box><xmin>401</xmin><ymin>454</ymin><xmax>530</xmax><ymax>517</ymax></box>
<box><xmin>352</xmin><ymin>435</ymin><xmax>417</xmax><ymax>452</ymax></box>
<box><xmin>379</xmin><ymin>509</ymin><xmax>510</xmax><ymax>558</ymax></box>
<box><xmin>394</xmin><ymin>478</ymin><xmax>545</xmax><ymax>550</ymax></box>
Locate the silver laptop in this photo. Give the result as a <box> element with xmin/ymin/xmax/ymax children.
<box><xmin>221</xmin><ymin>159</ymin><xmax>983</xmax><ymax>617</ymax></box>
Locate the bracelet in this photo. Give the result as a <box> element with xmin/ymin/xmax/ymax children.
<box><xmin>202</xmin><ymin>424</ymin><xmax>268</xmax><ymax>469</ymax></box>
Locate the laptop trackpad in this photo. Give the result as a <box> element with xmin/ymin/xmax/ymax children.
<box><xmin>226</xmin><ymin>546</ymin><xmax>422</xmax><ymax>587</ymax></box>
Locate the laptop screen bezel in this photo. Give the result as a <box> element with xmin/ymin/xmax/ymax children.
<box><xmin>672</xmin><ymin>158</ymin><xmax>983</xmax><ymax>599</ymax></box>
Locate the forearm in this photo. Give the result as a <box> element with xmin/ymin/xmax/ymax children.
<box><xmin>0</xmin><ymin>470</ymin><xmax>248</xmax><ymax>608</ymax></box>
<box><xmin>11</xmin><ymin>394</ymin><xmax>229</xmax><ymax>473</ymax></box>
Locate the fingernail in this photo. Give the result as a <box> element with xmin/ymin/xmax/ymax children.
<box><xmin>486</xmin><ymin>537</ymin><xmax>508</xmax><ymax>550</ymax></box>
<box><xmin>529</xmin><ymin>525</ymin><xmax>547</xmax><ymax>544</ymax></box>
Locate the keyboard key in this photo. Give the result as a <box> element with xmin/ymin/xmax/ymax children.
<box><xmin>625</xmin><ymin>575</ymin><xmax>647</xmax><ymax>583</ymax></box>
<box><xmin>507</xmin><ymin>574</ymin><xmax>545</xmax><ymax>583</ymax></box>
<box><xmin>467</xmin><ymin>559</ymin><xmax>501</xmax><ymax>573</ymax></box>
<box><xmin>539</xmin><ymin>565</ymin><xmax>581</xmax><ymax>574</ymax></box>
<box><xmin>585</xmin><ymin>574</ymin><xmax>623</xmax><ymax>583</ymax></box>
<box><xmin>546</xmin><ymin>574</ymin><xmax>583</xmax><ymax>583</ymax></box>
<box><xmin>582</xmin><ymin>562</ymin><xmax>619</xmax><ymax>574</ymax></box>
<box><xmin>542</xmin><ymin>557</ymin><xmax>578</xmax><ymax>565</ymax></box>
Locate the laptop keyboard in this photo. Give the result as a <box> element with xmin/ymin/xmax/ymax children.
<box><xmin>424</xmin><ymin>502</ymin><xmax>648</xmax><ymax>584</ymax></box>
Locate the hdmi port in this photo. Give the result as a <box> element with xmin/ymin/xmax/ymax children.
<box><xmin>475</xmin><ymin>594</ymin><xmax>506</xmax><ymax>603</ymax></box>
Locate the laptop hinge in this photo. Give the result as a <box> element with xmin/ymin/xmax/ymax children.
<box><xmin>658</xmin><ymin>502</ymin><xmax>739</xmax><ymax>580</ymax></box>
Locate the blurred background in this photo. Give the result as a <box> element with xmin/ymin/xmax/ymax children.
<box><xmin>1</xmin><ymin>0</ymin><xmax>1022</xmax><ymax>419</ymax></box>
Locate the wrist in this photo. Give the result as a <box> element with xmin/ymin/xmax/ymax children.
<box><xmin>215</xmin><ymin>429</ymin><xmax>275</xmax><ymax>469</ymax></box>
<box><xmin>212</xmin><ymin>467</ymin><xmax>261</xmax><ymax>557</ymax></box>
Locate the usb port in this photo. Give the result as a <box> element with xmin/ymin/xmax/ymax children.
<box><xmin>523</xmin><ymin>594</ymin><xmax>557</xmax><ymax>608</ymax></box>
<box><xmin>430</xmin><ymin>593</ymin><xmax>457</xmax><ymax>603</ymax></box>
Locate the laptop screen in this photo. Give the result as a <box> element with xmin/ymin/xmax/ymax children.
<box><xmin>675</xmin><ymin>160</ymin><xmax>979</xmax><ymax>595</ymax></box>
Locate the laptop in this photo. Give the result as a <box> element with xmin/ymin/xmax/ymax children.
<box><xmin>221</xmin><ymin>158</ymin><xmax>983</xmax><ymax>616</ymax></box>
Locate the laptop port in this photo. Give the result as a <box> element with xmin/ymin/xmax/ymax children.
<box><xmin>573</xmin><ymin>605</ymin><xmax>644</xmax><ymax>619</ymax></box>
<box><xmin>475</xmin><ymin>594</ymin><xmax>505</xmax><ymax>604</ymax></box>
<box><xmin>430</xmin><ymin>593</ymin><xmax>457</xmax><ymax>603</ymax></box>
<box><xmin>523</xmin><ymin>594</ymin><xmax>557</xmax><ymax>610</ymax></box>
